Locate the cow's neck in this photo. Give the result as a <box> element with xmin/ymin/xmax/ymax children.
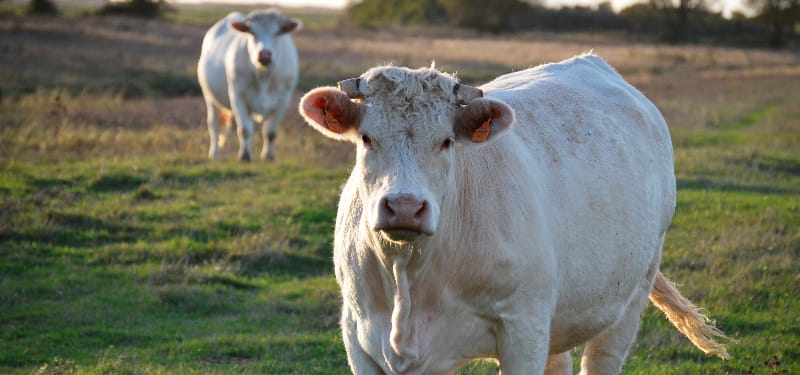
<box><xmin>362</xmin><ymin>202</ymin><xmax>456</xmax><ymax>363</ymax></box>
<box><xmin>387</xmin><ymin>251</ymin><xmax>418</xmax><ymax>361</ymax></box>
<box><xmin>254</xmin><ymin>65</ymin><xmax>272</xmax><ymax>81</ymax></box>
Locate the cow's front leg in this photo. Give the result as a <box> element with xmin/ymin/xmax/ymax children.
<box><xmin>341</xmin><ymin>304</ymin><xmax>385</xmax><ymax>375</ymax></box>
<box><xmin>230</xmin><ymin>96</ymin><xmax>254</xmax><ymax>162</ymax></box>
<box><xmin>260</xmin><ymin>103</ymin><xmax>288</xmax><ymax>161</ymax></box>
<box><xmin>545</xmin><ymin>351</ymin><xmax>573</xmax><ymax>375</ymax></box>
<box><xmin>496</xmin><ymin>309</ymin><xmax>552</xmax><ymax>375</ymax></box>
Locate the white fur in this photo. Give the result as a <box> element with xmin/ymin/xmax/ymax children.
<box><xmin>197</xmin><ymin>9</ymin><xmax>300</xmax><ymax>161</ymax></box>
<box><xmin>300</xmin><ymin>54</ymin><xmax>728</xmax><ymax>375</ymax></box>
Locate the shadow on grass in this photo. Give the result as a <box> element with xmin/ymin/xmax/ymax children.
<box><xmin>677</xmin><ymin>178</ymin><xmax>800</xmax><ymax>195</ymax></box>
<box><xmin>1</xmin><ymin>211</ymin><xmax>144</xmax><ymax>247</ymax></box>
<box><xmin>156</xmin><ymin>168</ymin><xmax>257</xmax><ymax>187</ymax></box>
<box><xmin>233</xmin><ymin>251</ymin><xmax>331</xmax><ymax>278</ymax></box>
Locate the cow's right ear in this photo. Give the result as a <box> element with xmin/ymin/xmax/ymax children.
<box><xmin>299</xmin><ymin>87</ymin><xmax>362</xmax><ymax>141</ymax></box>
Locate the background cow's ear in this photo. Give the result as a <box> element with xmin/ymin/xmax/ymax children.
<box><xmin>299</xmin><ymin>87</ymin><xmax>362</xmax><ymax>141</ymax></box>
<box><xmin>279</xmin><ymin>18</ymin><xmax>301</xmax><ymax>34</ymax></box>
<box><xmin>454</xmin><ymin>98</ymin><xmax>515</xmax><ymax>143</ymax></box>
<box><xmin>230</xmin><ymin>20</ymin><xmax>250</xmax><ymax>33</ymax></box>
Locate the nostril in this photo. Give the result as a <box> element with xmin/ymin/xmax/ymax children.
<box><xmin>415</xmin><ymin>201</ymin><xmax>428</xmax><ymax>219</ymax></box>
<box><xmin>383</xmin><ymin>198</ymin><xmax>395</xmax><ymax>217</ymax></box>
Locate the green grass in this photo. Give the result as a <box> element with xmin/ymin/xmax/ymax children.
<box><xmin>3</xmin><ymin>95</ymin><xmax>798</xmax><ymax>375</ymax></box>
<box><xmin>1</xmin><ymin>11</ymin><xmax>799</xmax><ymax>375</ymax></box>
<box><xmin>0</xmin><ymin>157</ymin><xmax>348</xmax><ymax>374</ymax></box>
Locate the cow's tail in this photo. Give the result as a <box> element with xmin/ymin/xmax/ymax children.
<box><xmin>649</xmin><ymin>271</ymin><xmax>732</xmax><ymax>360</ymax></box>
<box><xmin>217</xmin><ymin>109</ymin><xmax>234</xmax><ymax>148</ymax></box>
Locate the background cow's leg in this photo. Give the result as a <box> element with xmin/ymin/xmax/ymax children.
<box><xmin>230</xmin><ymin>96</ymin><xmax>254</xmax><ymax>162</ymax></box>
<box><xmin>205</xmin><ymin>102</ymin><xmax>222</xmax><ymax>159</ymax></box>
<box><xmin>260</xmin><ymin>104</ymin><xmax>288</xmax><ymax>161</ymax></box>
<box><xmin>545</xmin><ymin>351</ymin><xmax>573</xmax><ymax>375</ymax></box>
<box><xmin>341</xmin><ymin>306</ymin><xmax>385</xmax><ymax>375</ymax></box>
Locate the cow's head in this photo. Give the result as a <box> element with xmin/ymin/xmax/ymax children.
<box><xmin>299</xmin><ymin>66</ymin><xmax>514</xmax><ymax>244</ymax></box>
<box><xmin>230</xmin><ymin>9</ymin><xmax>300</xmax><ymax>68</ymax></box>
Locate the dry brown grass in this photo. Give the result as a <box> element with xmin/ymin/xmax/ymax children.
<box><xmin>2</xmin><ymin>15</ymin><xmax>798</xmax><ymax>165</ymax></box>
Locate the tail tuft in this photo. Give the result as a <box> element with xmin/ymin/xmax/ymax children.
<box><xmin>649</xmin><ymin>271</ymin><xmax>734</xmax><ymax>360</ymax></box>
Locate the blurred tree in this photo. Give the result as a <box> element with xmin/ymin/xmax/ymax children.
<box><xmin>27</xmin><ymin>0</ymin><xmax>59</xmax><ymax>15</ymax></box>
<box><xmin>619</xmin><ymin>2</ymin><xmax>664</xmax><ymax>34</ymax></box>
<box><xmin>649</xmin><ymin>0</ymin><xmax>709</xmax><ymax>42</ymax></box>
<box><xmin>438</xmin><ymin>0</ymin><xmax>535</xmax><ymax>32</ymax></box>
<box><xmin>347</xmin><ymin>0</ymin><xmax>537</xmax><ymax>32</ymax></box>
<box><xmin>748</xmin><ymin>0</ymin><xmax>799</xmax><ymax>46</ymax></box>
<box><xmin>97</xmin><ymin>0</ymin><xmax>167</xmax><ymax>18</ymax></box>
<box><xmin>346</xmin><ymin>0</ymin><xmax>446</xmax><ymax>27</ymax></box>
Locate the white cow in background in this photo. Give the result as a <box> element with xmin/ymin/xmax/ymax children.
<box><xmin>299</xmin><ymin>54</ymin><xmax>731</xmax><ymax>375</ymax></box>
<box><xmin>198</xmin><ymin>9</ymin><xmax>300</xmax><ymax>161</ymax></box>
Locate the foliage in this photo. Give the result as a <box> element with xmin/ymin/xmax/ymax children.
<box><xmin>748</xmin><ymin>0</ymin><xmax>800</xmax><ymax>46</ymax></box>
<box><xmin>345</xmin><ymin>0</ymin><xmax>796</xmax><ymax>47</ymax></box>
<box><xmin>619</xmin><ymin>2</ymin><xmax>776</xmax><ymax>45</ymax></box>
<box><xmin>647</xmin><ymin>0</ymin><xmax>707</xmax><ymax>42</ymax></box>
<box><xmin>26</xmin><ymin>0</ymin><xmax>58</xmax><ymax>16</ymax></box>
<box><xmin>347</xmin><ymin>0</ymin><xmax>547</xmax><ymax>32</ymax></box>
<box><xmin>346</xmin><ymin>0</ymin><xmax>447</xmax><ymax>27</ymax></box>
<box><xmin>96</xmin><ymin>0</ymin><xmax>170</xmax><ymax>19</ymax></box>
<box><xmin>438</xmin><ymin>0</ymin><xmax>534</xmax><ymax>32</ymax></box>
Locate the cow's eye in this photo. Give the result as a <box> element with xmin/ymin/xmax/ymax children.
<box><xmin>361</xmin><ymin>134</ymin><xmax>372</xmax><ymax>147</ymax></box>
<box><xmin>440</xmin><ymin>137</ymin><xmax>454</xmax><ymax>151</ymax></box>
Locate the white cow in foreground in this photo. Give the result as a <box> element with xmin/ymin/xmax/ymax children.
<box><xmin>299</xmin><ymin>54</ymin><xmax>731</xmax><ymax>375</ymax></box>
<box><xmin>197</xmin><ymin>9</ymin><xmax>300</xmax><ymax>161</ymax></box>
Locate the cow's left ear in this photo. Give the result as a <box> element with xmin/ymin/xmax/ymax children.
<box><xmin>230</xmin><ymin>20</ymin><xmax>251</xmax><ymax>33</ymax></box>
<box><xmin>279</xmin><ymin>17</ymin><xmax>302</xmax><ymax>34</ymax></box>
<box><xmin>454</xmin><ymin>98</ymin><xmax>515</xmax><ymax>143</ymax></box>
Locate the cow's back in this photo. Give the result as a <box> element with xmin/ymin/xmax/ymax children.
<box><xmin>465</xmin><ymin>54</ymin><xmax>676</xmax><ymax>352</ymax></box>
<box><xmin>482</xmin><ymin>54</ymin><xmax>675</xmax><ymax>230</ymax></box>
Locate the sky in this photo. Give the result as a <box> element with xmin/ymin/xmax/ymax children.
<box><xmin>169</xmin><ymin>0</ymin><xmax>744</xmax><ymax>16</ymax></box>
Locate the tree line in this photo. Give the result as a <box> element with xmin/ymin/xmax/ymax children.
<box><xmin>346</xmin><ymin>0</ymin><xmax>799</xmax><ymax>47</ymax></box>
<box><xmin>20</xmin><ymin>0</ymin><xmax>799</xmax><ymax>48</ymax></box>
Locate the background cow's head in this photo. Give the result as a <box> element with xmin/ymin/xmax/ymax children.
<box><xmin>299</xmin><ymin>66</ymin><xmax>514</xmax><ymax>244</ymax></box>
<box><xmin>230</xmin><ymin>9</ymin><xmax>300</xmax><ymax>68</ymax></box>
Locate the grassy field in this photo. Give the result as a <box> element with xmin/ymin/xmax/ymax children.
<box><xmin>1</xmin><ymin>7</ymin><xmax>799</xmax><ymax>375</ymax></box>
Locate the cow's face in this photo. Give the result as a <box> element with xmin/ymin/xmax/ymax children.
<box><xmin>231</xmin><ymin>10</ymin><xmax>300</xmax><ymax>68</ymax></box>
<box><xmin>299</xmin><ymin>67</ymin><xmax>514</xmax><ymax>244</ymax></box>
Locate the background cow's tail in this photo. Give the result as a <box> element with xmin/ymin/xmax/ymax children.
<box><xmin>649</xmin><ymin>271</ymin><xmax>732</xmax><ymax>360</ymax></box>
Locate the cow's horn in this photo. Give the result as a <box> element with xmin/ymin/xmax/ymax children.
<box><xmin>337</xmin><ymin>78</ymin><xmax>364</xmax><ymax>99</ymax></box>
<box><xmin>453</xmin><ymin>83</ymin><xmax>483</xmax><ymax>105</ymax></box>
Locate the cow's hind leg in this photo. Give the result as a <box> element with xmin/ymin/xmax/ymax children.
<box><xmin>579</xmin><ymin>288</ymin><xmax>649</xmax><ymax>375</ymax></box>
<box><xmin>579</xmin><ymin>261</ymin><xmax>658</xmax><ymax>375</ymax></box>
<box><xmin>545</xmin><ymin>351</ymin><xmax>572</xmax><ymax>375</ymax></box>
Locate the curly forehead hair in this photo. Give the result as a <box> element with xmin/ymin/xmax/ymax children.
<box><xmin>358</xmin><ymin>65</ymin><xmax>460</xmax><ymax>108</ymax></box>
